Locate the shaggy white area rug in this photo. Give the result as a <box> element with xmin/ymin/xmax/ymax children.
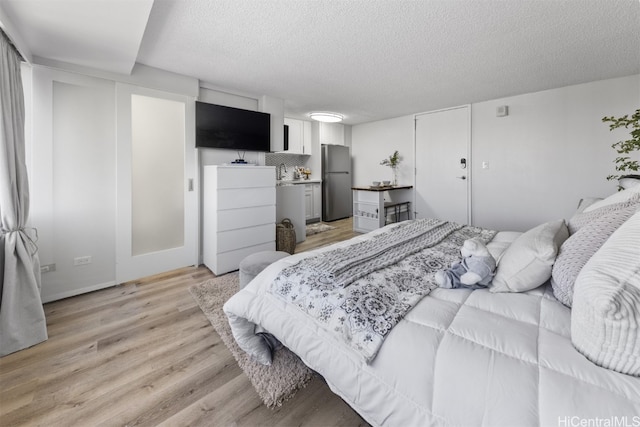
<box><xmin>189</xmin><ymin>272</ymin><xmax>315</xmax><ymax>408</ymax></box>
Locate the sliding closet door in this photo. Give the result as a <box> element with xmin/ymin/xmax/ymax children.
<box><xmin>414</xmin><ymin>106</ymin><xmax>471</xmax><ymax>224</ymax></box>
<box><xmin>30</xmin><ymin>67</ymin><xmax>117</xmax><ymax>302</ymax></box>
<box><xmin>116</xmin><ymin>84</ymin><xmax>197</xmax><ymax>283</ymax></box>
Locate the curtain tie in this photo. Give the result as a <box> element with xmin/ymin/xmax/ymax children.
<box><xmin>1</xmin><ymin>227</ymin><xmax>39</xmax><ymax>255</ymax></box>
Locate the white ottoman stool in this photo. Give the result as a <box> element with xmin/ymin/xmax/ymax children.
<box><xmin>238</xmin><ymin>251</ymin><xmax>290</xmax><ymax>289</ymax></box>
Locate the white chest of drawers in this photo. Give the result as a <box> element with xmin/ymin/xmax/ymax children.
<box><xmin>203</xmin><ymin>165</ymin><xmax>276</xmax><ymax>275</ymax></box>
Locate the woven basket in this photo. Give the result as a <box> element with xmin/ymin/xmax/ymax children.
<box><xmin>276</xmin><ymin>218</ymin><xmax>296</xmax><ymax>254</ymax></box>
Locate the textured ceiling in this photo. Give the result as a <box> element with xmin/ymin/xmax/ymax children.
<box><xmin>2</xmin><ymin>0</ymin><xmax>639</xmax><ymax>124</ymax></box>
<box><xmin>137</xmin><ymin>0</ymin><xmax>640</xmax><ymax>123</ymax></box>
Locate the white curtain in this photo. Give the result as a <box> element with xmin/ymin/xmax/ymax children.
<box><xmin>0</xmin><ymin>30</ymin><xmax>47</xmax><ymax>356</ymax></box>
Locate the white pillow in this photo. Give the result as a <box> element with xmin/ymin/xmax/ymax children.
<box><xmin>619</xmin><ymin>175</ymin><xmax>640</xmax><ymax>190</ymax></box>
<box><xmin>486</xmin><ymin>231</ymin><xmax>522</xmax><ymax>262</ymax></box>
<box><xmin>582</xmin><ymin>185</ymin><xmax>640</xmax><ymax>213</ymax></box>
<box><xmin>491</xmin><ymin>219</ymin><xmax>568</xmax><ymax>293</ymax></box>
<box><xmin>571</xmin><ymin>211</ymin><xmax>640</xmax><ymax>376</ymax></box>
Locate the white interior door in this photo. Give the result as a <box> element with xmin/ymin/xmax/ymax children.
<box><xmin>414</xmin><ymin>106</ymin><xmax>470</xmax><ymax>224</ymax></box>
<box><xmin>116</xmin><ymin>84</ymin><xmax>197</xmax><ymax>283</ymax></box>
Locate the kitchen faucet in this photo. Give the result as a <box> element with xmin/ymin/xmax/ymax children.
<box><xmin>278</xmin><ymin>163</ymin><xmax>287</xmax><ymax>180</ymax></box>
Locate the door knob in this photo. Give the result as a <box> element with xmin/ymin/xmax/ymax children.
<box><xmin>457</xmin><ymin>176</ymin><xmax>466</xmax><ymax>180</ymax></box>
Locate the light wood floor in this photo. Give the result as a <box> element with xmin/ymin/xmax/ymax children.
<box><xmin>0</xmin><ymin>218</ymin><xmax>367</xmax><ymax>427</ymax></box>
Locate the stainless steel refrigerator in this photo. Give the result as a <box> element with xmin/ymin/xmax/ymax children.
<box><xmin>322</xmin><ymin>144</ymin><xmax>352</xmax><ymax>221</ymax></box>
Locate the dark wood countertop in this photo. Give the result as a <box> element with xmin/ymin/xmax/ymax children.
<box><xmin>351</xmin><ymin>185</ymin><xmax>413</xmax><ymax>192</ymax></box>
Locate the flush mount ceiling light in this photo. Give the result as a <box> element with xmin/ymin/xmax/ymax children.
<box><xmin>308</xmin><ymin>112</ymin><xmax>344</xmax><ymax>123</ymax></box>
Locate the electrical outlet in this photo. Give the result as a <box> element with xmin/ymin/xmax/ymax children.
<box><xmin>40</xmin><ymin>263</ymin><xmax>56</xmax><ymax>273</ymax></box>
<box><xmin>74</xmin><ymin>256</ymin><xmax>92</xmax><ymax>266</ymax></box>
<box><xmin>482</xmin><ymin>161</ymin><xmax>490</xmax><ymax>169</ymax></box>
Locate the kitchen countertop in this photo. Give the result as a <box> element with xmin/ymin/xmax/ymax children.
<box><xmin>351</xmin><ymin>185</ymin><xmax>413</xmax><ymax>191</ymax></box>
<box><xmin>277</xmin><ymin>179</ymin><xmax>322</xmax><ymax>185</ymax></box>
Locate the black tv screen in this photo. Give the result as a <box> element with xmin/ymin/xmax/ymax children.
<box><xmin>196</xmin><ymin>101</ymin><xmax>271</xmax><ymax>151</ymax></box>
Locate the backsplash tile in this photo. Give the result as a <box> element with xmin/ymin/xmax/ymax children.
<box><xmin>265</xmin><ymin>153</ymin><xmax>309</xmax><ymax>180</ymax></box>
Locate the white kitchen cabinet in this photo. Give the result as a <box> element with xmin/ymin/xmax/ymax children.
<box><xmin>284</xmin><ymin>118</ymin><xmax>303</xmax><ymax>154</ymax></box>
<box><xmin>304</xmin><ymin>182</ymin><xmax>322</xmax><ymax>223</ymax></box>
<box><xmin>283</xmin><ymin>118</ymin><xmax>312</xmax><ymax>155</ymax></box>
<box><xmin>304</xmin><ymin>185</ymin><xmax>313</xmax><ymax>221</ymax></box>
<box><xmin>303</xmin><ymin>121</ymin><xmax>312</xmax><ymax>154</ymax></box>
<box><xmin>203</xmin><ymin>165</ymin><xmax>276</xmax><ymax>275</ymax></box>
<box><xmin>319</xmin><ymin>122</ymin><xmax>344</xmax><ymax>146</ymax></box>
<box><xmin>312</xmin><ymin>182</ymin><xmax>321</xmax><ymax>220</ymax></box>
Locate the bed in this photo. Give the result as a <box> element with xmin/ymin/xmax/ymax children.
<box><xmin>223</xmin><ymin>185</ymin><xmax>640</xmax><ymax>426</ymax></box>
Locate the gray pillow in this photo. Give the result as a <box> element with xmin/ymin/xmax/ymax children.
<box><xmin>567</xmin><ymin>193</ymin><xmax>640</xmax><ymax>235</ymax></box>
<box><xmin>551</xmin><ymin>201</ymin><xmax>638</xmax><ymax>307</ymax></box>
<box><xmin>575</xmin><ymin>197</ymin><xmax>603</xmax><ymax>214</ymax></box>
<box><xmin>580</xmin><ymin>185</ymin><xmax>640</xmax><ymax>213</ymax></box>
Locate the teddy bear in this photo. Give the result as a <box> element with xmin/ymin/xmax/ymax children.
<box><xmin>434</xmin><ymin>238</ymin><xmax>496</xmax><ymax>289</ymax></box>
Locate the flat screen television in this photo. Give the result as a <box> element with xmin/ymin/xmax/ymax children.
<box><xmin>195</xmin><ymin>101</ymin><xmax>271</xmax><ymax>151</ymax></box>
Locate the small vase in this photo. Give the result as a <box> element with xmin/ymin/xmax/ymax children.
<box><xmin>392</xmin><ymin>167</ymin><xmax>398</xmax><ymax>186</ymax></box>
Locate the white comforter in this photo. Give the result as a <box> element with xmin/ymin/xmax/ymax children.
<box><xmin>223</xmin><ymin>225</ymin><xmax>640</xmax><ymax>426</ymax></box>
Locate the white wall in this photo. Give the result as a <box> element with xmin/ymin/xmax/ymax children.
<box><xmin>471</xmin><ymin>74</ymin><xmax>640</xmax><ymax>231</ymax></box>
<box><xmin>351</xmin><ymin>74</ymin><xmax>640</xmax><ymax>232</ymax></box>
<box><xmin>351</xmin><ymin>115</ymin><xmax>415</xmax><ymax>188</ymax></box>
<box><xmin>259</xmin><ymin>95</ymin><xmax>285</xmax><ymax>152</ymax></box>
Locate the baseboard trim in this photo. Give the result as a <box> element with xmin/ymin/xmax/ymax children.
<box><xmin>42</xmin><ymin>280</ymin><xmax>117</xmax><ymax>303</ymax></box>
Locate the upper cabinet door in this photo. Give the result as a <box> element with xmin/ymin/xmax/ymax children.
<box><xmin>302</xmin><ymin>120</ymin><xmax>312</xmax><ymax>155</ymax></box>
<box><xmin>282</xmin><ymin>118</ymin><xmax>312</xmax><ymax>154</ymax></box>
<box><xmin>284</xmin><ymin>118</ymin><xmax>304</xmax><ymax>153</ymax></box>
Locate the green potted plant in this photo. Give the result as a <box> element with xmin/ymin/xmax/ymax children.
<box><xmin>603</xmin><ymin>108</ymin><xmax>640</xmax><ymax>185</ymax></box>
<box><xmin>380</xmin><ymin>150</ymin><xmax>401</xmax><ymax>186</ymax></box>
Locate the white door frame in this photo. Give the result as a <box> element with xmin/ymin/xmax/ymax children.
<box><xmin>413</xmin><ymin>105</ymin><xmax>472</xmax><ymax>224</ymax></box>
<box><xmin>115</xmin><ymin>83</ymin><xmax>198</xmax><ymax>283</ymax></box>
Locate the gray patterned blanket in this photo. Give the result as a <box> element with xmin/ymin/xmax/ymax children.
<box><xmin>300</xmin><ymin>218</ymin><xmax>458</xmax><ymax>287</ymax></box>
<box><xmin>270</xmin><ymin>219</ymin><xmax>497</xmax><ymax>362</ymax></box>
